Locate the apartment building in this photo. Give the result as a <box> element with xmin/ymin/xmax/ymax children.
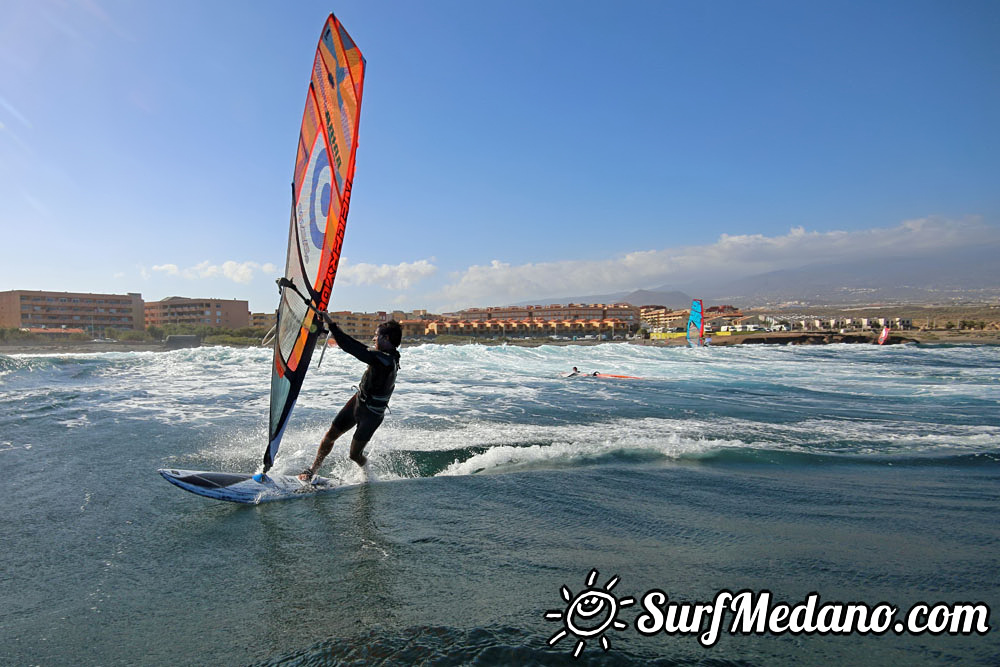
<box><xmin>327</xmin><ymin>310</ymin><xmax>387</xmax><ymax>340</ymax></box>
<box><xmin>427</xmin><ymin>316</ymin><xmax>636</xmax><ymax>338</ymax></box>
<box><xmin>451</xmin><ymin>303</ymin><xmax>640</xmax><ymax>325</ymax></box>
<box><xmin>250</xmin><ymin>312</ymin><xmax>277</xmax><ymax>329</ymax></box>
<box><xmin>250</xmin><ymin>309</ymin><xmax>425</xmax><ymax>341</ymax></box>
<box><xmin>640</xmin><ymin>306</ymin><xmax>689</xmax><ymax>332</ymax></box>
<box><xmin>145</xmin><ymin>297</ymin><xmax>250</xmax><ymax>328</ymax></box>
<box><xmin>0</xmin><ymin>290</ymin><xmax>145</xmax><ymax>332</ymax></box>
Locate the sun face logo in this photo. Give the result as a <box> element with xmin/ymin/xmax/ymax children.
<box><xmin>545</xmin><ymin>569</ymin><xmax>635</xmax><ymax>658</ymax></box>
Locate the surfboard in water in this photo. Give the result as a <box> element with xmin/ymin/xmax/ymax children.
<box><xmin>159</xmin><ymin>469</ymin><xmax>351</xmax><ymax>504</ymax></box>
<box><xmin>161</xmin><ymin>15</ymin><xmax>366</xmax><ymax>501</ymax></box>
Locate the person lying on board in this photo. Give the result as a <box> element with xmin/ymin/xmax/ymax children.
<box><xmin>568</xmin><ymin>367</ymin><xmax>580</xmax><ymax>377</ymax></box>
<box><xmin>298</xmin><ymin>318</ymin><xmax>402</xmax><ymax>481</ymax></box>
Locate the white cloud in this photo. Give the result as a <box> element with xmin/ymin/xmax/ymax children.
<box><xmin>151</xmin><ymin>260</ymin><xmax>277</xmax><ymax>284</ymax></box>
<box><xmin>431</xmin><ymin>217</ymin><xmax>998</xmax><ymax>310</ymax></box>
<box><xmin>222</xmin><ymin>260</ymin><xmax>277</xmax><ymax>283</ymax></box>
<box><xmin>338</xmin><ymin>259</ymin><xmax>437</xmax><ymax>290</ymax></box>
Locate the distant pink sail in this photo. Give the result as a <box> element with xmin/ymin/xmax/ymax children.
<box><xmin>878</xmin><ymin>325</ymin><xmax>890</xmax><ymax>345</ymax></box>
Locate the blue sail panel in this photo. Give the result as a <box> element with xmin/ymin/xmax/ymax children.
<box><xmin>686</xmin><ymin>299</ymin><xmax>704</xmax><ymax>348</ymax></box>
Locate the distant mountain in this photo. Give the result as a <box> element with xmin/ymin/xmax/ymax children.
<box><xmin>512</xmin><ymin>242</ymin><xmax>1000</xmax><ymax>310</ymax></box>
<box><xmin>619</xmin><ymin>289</ymin><xmax>693</xmax><ymax>309</ymax></box>
<box><xmin>701</xmin><ymin>243</ymin><xmax>1000</xmax><ymax>307</ymax></box>
<box><xmin>514</xmin><ymin>289</ymin><xmax>692</xmax><ymax>309</ymax></box>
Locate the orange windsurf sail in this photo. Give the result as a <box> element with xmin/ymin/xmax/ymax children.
<box><xmin>263</xmin><ymin>15</ymin><xmax>365</xmax><ymax>473</ymax></box>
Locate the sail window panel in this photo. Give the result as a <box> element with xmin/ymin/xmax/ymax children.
<box><xmin>295</xmin><ymin>130</ymin><xmax>336</xmax><ymax>289</ymax></box>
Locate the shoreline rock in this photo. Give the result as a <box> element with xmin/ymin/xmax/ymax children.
<box><xmin>1</xmin><ymin>330</ymin><xmax>996</xmax><ymax>356</ymax></box>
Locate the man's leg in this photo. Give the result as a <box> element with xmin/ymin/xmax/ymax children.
<box><xmin>348</xmin><ymin>434</ymin><xmax>369</xmax><ymax>467</ymax></box>
<box><xmin>299</xmin><ymin>396</ymin><xmax>357</xmax><ymax>480</ymax></box>
<box><xmin>349</xmin><ymin>406</ymin><xmax>384</xmax><ymax>467</ymax></box>
<box><xmin>311</xmin><ymin>422</ymin><xmax>349</xmax><ymax>468</ymax></box>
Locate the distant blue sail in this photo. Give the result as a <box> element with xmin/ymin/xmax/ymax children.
<box><xmin>686</xmin><ymin>299</ymin><xmax>704</xmax><ymax>347</ymax></box>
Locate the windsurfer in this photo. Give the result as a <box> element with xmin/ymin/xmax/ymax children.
<box><xmin>298</xmin><ymin>317</ymin><xmax>401</xmax><ymax>480</ymax></box>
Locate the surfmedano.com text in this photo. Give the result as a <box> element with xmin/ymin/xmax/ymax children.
<box><xmin>635</xmin><ymin>590</ymin><xmax>991</xmax><ymax>647</ymax></box>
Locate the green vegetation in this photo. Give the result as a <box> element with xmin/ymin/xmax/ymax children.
<box><xmin>0</xmin><ymin>327</ymin><xmax>90</xmax><ymax>344</ymax></box>
<box><xmin>0</xmin><ymin>324</ymin><xmax>272</xmax><ymax>348</ymax></box>
<box><xmin>0</xmin><ymin>327</ymin><xmax>34</xmax><ymax>343</ymax></box>
<box><xmin>108</xmin><ymin>328</ymin><xmax>153</xmax><ymax>342</ymax></box>
<box><xmin>145</xmin><ymin>324</ymin><xmax>273</xmax><ymax>347</ymax></box>
<box><xmin>202</xmin><ymin>334</ymin><xmax>268</xmax><ymax>347</ymax></box>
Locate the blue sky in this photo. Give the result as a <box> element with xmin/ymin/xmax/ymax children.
<box><xmin>1</xmin><ymin>0</ymin><xmax>998</xmax><ymax>314</ymax></box>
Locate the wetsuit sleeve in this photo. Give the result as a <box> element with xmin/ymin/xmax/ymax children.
<box><xmin>326</xmin><ymin>320</ymin><xmax>392</xmax><ymax>367</ymax></box>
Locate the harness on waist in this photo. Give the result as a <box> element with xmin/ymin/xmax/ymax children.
<box><xmin>357</xmin><ymin>357</ymin><xmax>398</xmax><ymax>416</ymax></box>
<box><xmin>358</xmin><ymin>386</ymin><xmax>392</xmax><ymax>415</ymax></box>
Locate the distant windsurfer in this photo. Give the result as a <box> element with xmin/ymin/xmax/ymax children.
<box><xmin>878</xmin><ymin>325</ymin><xmax>890</xmax><ymax>345</ymax></box>
<box><xmin>298</xmin><ymin>317</ymin><xmax>402</xmax><ymax>480</ymax></box>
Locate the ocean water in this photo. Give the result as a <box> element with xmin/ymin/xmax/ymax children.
<box><xmin>1</xmin><ymin>341</ymin><xmax>998</xmax><ymax>665</ymax></box>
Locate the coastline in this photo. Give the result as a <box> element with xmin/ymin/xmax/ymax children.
<box><xmin>1</xmin><ymin>329</ymin><xmax>998</xmax><ymax>356</ymax></box>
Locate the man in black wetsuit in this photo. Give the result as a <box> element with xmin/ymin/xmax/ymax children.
<box><xmin>298</xmin><ymin>317</ymin><xmax>401</xmax><ymax>481</ymax></box>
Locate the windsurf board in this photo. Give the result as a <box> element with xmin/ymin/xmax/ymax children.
<box><xmin>159</xmin><ymin>468</ymin><xmax>350</xmax><ymax>504</ymax></box>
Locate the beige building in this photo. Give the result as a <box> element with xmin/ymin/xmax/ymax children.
<box><xmin>426</xmin><ymin>316</ymin><xmax>634</xmax><ymax>339</ymax></box>
<box><xmin>640</xmin><ymin>306</ymin><xmax>689</xmax><ymax>332</ymax></box>
<box><xmin>451</xmin><ymin>303</ymin><xmax>640</xmax><ymax>325</ymax></box>
<box><xmin>250</xmin><ymin>311</ymin><xmax>277</xmax><ymax>329</ymax></box>
<box><xmin>415</xmin><ymin>303</ymin><xmax>640</xmax><ymax>340</ymax></box>
<box><xmin>325</xmin><ymin>310</ymin><xmax>439</xmax><ymax>341</ymax></box>
<box><xmin>0</xmin><ymin>290</ymin><xmax>145</xmax><ymax>332</ymax></box>
<box><xmin>327</xmin><ymin>310</ymin><xmax>387</xmax><ymax>340</ymax></box>
<box><xmin>145</xmin><ymin>297</ymin><xmax>250</xmax><ymax>328</ymax></box>
<box><xmin>254</xmin><ymin>304</ymin><xmax>643</xmax><ymax>342</ymax></box>
<box><xmin>398</xmin><ymin>319</ymin><xmax>430</xmax><ymax>338</ymax></box>
<box><xmin>254</xmin><ymin>309</ymin><xmax>427</xmax><ymax>341</ymax></box>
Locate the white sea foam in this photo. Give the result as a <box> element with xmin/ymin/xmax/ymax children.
<box><xmin>4</xmin><ymin>342</ymin><xmax>998</xmax><ymax>475</ymax></box>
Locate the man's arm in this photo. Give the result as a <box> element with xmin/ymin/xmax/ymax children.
<box><xmin>322</xmin><ymin>313</ymin><xmax>386</xmax><ymax>365</ymax></box>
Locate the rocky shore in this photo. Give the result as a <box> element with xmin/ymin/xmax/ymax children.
<box><xmin>707</xmin><ymin>332</ymin><xmax>918</xmax><ymax>346</ymax></box>
<box><xmin>1</xmin><ymin>328</ymin><xmax>998</xmax><ymax>356</ymax></box>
